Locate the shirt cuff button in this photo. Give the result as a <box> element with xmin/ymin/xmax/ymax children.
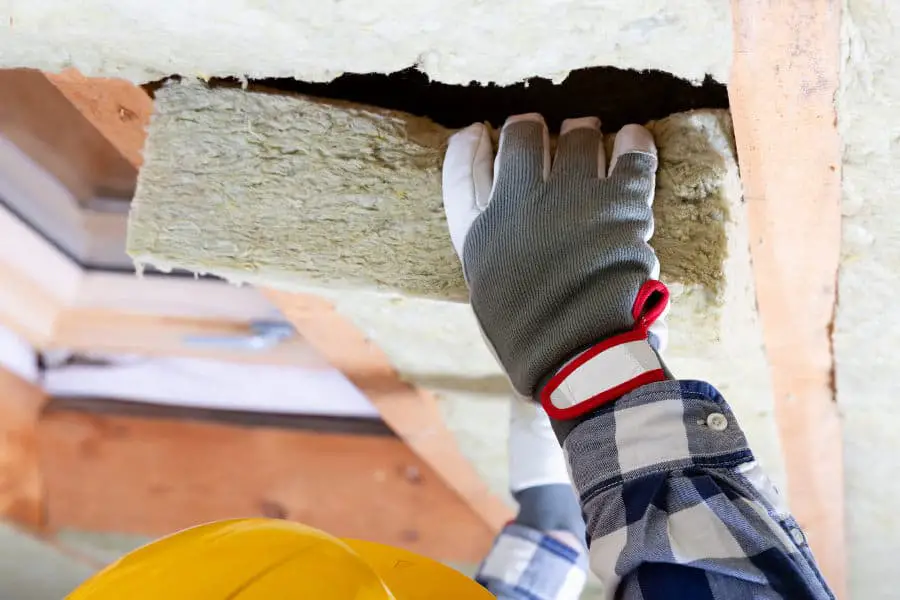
<box><xmin>706</xmin><ymin>412</ymin><xmax>728</xmax><ymax>431</ymax></box>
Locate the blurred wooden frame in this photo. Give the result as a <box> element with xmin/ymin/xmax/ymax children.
<box><xmin>0</xmin><ymin>197</ymin><xmax>504</xmax><ymax>562</ymax></box>
<box><xmin>0</xmin><ymin>200</ymin><xmax>499</xmax><ymax>561</ymax></box>
<box><xmin>0</xmin><ymin>203</ymin><xmax>326</xmax><ymax>368</ymax></box>
<box><xmin>730</xmin><ymin>1</ymin><xmax>844</xmax><ymax>594</ymax></box>
<box><xmin>0</xmin><ymin>364</ymin><xmax>496</xmax><ymax>563</ymax></box>
<box><xmin>0</xmin><ymin>68</ymin><xmax>324</xmax><ymax>367</ymax></box>
<box><xmin>0</xmin><ymin>69</ymin><xmax>512</xmax><ymax>542</ymax></box>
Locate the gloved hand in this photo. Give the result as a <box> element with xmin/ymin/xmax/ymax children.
<box><xmin>443</xmin><ymin>114</ymin><xmax>670</xmax><ymax>425</ymax></box>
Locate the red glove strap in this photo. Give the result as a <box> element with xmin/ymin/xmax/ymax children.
<box><xmin>539</xmin><ymin>281</ymin><xmax>669</xmax><ymax>420</ymax></box>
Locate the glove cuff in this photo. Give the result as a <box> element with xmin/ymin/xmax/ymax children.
<box><xmin>539</xmin><ymin>332</ymin><xmax>665</xmax><ymax>419</ymax></box>
<box><xmin>539</xmin><ymin>280</ymin><xmax>669</xmax><ymax>420</ymax></box>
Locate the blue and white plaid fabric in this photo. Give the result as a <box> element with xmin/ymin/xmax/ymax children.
<box><xmin>476</xmin><ymin>522</ymin><xmax>588</xmax><ymax>600</ymax></box>
<box><xmin>476</xmin><ymin>380</ymin><xmax>835</xmax><ymax>599</ymax></box>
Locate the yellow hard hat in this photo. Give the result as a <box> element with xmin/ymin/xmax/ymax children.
<box><xmin>68</xmin><ymin>518</ymin><xmax>494</xmax><ymax>599</ymax></box>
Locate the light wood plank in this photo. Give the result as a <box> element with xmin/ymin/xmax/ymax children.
<box><xmin>37</xmin><ymin>404</ymin><xmax>495</xmax><ymax>563</ymax></box>
<box><xmin>45</xmin><ymin>69</ymin><xmax>152</xmax><ymax>169</ymax></box>
<box><xmin>0</xmin><ymin>205</ymin><xmax>329</xmax><ymax>366</ymax></box>
<box><xmin>57</xmin><ymin>272</ymin><xmax>331</xmax><ymax>367</ymax></box>
<box><xmin>267</xmin><ymin>290</ymin><xmax>513</xmax><ymax>533</ymax></box>
<box><xmin>75</xmin><ymin>272</ymin><xmax>278</xmax><ymax>321</ymax></box>
<box><xmin>50</xmin><ymin>306</ymin><xmax>328</xmax><ymax>368</ymax></box>
<box><xmin>0</xmin><ymin>69</ymin><xmax>137</xmax><ymax>201</ymax></box>
<box><xmin>0</xmin><ymin>367</ymin><xmax>46</xmax><ymax>527</ymax></box>
<box><xmin>0</xmin><ymin>205</ymin><xmax>82</xmax><ymax>345</ymax></box>
<box><xmin>729</xmin><ymin>0</ymin><xmax>844</xmax><ymax>593</ymax></box>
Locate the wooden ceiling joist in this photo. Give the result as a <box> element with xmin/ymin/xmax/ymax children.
<box><xmin>37</xmin><ymin>399</ymin><xmax>495</xmax><ymax>563</ymax></box>
<box><xmin>0</xmin><ymin>366</ymin><xmax>45</xmax><ymax>529</ymax></box>
<box><xmin>729</xmin><ymin>0</ymin><xmax>845</xmax><ymax>594</ymax></box>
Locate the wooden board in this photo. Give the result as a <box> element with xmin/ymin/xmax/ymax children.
<box><xmin>67</xmin><ymin>273</ymin><xmax>327</xmax><ymax>369</ymax></box>
<box><xmin>46</xmin><ymin>69</ymin><xmax>152</xmax><ymax>169</ymax></box>
<box><xmin>0</xmin><ymin>204</ymin><xmax>82</xmax><ymax>345</ymax></box>
<box><xmin>0</xmin><ymin>367</ymin><xmax>46</xmax><ymax>527</ymax></box>
<box><xmin>267</xmin><ymin>289</ymin><xmax>513</xmax><ymax>532</ymax></box>
<box><xmin>37</xmin><ymin>403</ymin><xmax>495</xmax><ymax>563</ymax></box>
<box><xmin>0</xmin><ymin>204</ymin><xmax>330</xmax><ymax>368</ymax></box>
<box><xmin>50</xmin><ymin>306</ymin><xmax>328</xmax><ymax>368</ymax></box>
<box><xmin>0</xmin><ymin>69</ymin><xmax>137</xmax><ymax>201</ymax></box>
<box><xmin>729</xmin><ymin>0</ymin><xmax>845</xmax><ymax>594</ymax></box>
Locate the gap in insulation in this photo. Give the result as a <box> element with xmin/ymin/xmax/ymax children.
<box><xmin>249</xmin><ymin>66</ymin><xmax>728</xmax><ymax>132</ymax></box>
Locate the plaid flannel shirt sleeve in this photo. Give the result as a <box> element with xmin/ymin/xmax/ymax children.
<box><xmin>475</xmin><ymin>380</ymin><xmax>836</xmax><ymax>600</ymax></box>
<box><xmin>476</xmin><ymin>523</ymin><xmax>588</xmax><ymax>600</ymax></box>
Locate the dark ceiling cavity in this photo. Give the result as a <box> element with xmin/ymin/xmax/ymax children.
<box><xmin>252</xmin><ymin>66</ymin><xmax>728</xmax><ymax>133</ymax></box>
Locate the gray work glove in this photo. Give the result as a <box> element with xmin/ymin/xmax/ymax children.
<box><xmin>443</xmin><ymin>114</ymin><xmax>669</xmax><ymax>422</ymax></box>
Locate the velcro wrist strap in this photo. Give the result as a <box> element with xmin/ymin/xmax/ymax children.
<box><xmin>539</xmin><ymin>331</ymin><xmax>665</xmax><ymax>419</ymax></box>
<box><xmin>539</xmin><ymin>280</ymin><xmax>670</xmax><ymax>420</ymax></box>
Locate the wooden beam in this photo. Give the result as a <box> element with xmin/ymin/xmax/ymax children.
<box><xmin>45</xmin><ymin>397</ymin><xmax>391</xmax><ymax>437</ymax></box>
<box><xmin>73</xmin><ymin>272</ymin><xmax>279</xmax><ymax>322</ymax></box>
<box><xmin>37</xmin><ymin>402</ymin><xmax>495</xmax><ymax>563</ymax></box>
<box><xmin>54</xmin><ymin>272</ymin><xmax>329</xmax><ymax>368</ymax></box>
<box><xmin>0</xmin><ymin>259</ymin><xmax>67</xmax><ymax>346</ymax></box>
<box><xmin>45</xmin><ymin>69</ymin><xmax>152</xmax><ymax>169</ymax></box>
<box><xmin>0</xmin><ymin>205</ymin><xmax>328</xmax><ymax>366</ymax></box>
<box><xmin>729</xmin><ymin>0</ymin><xmax>844</xmax><ymax>594</ymax></box>
<box><xmin>49</xmin><ymin>306</ymin><xmax>329</xmax><ymax>368</ymax></box>
<box><xmin>0</xmin><ymin>69</ymin><xmax>138</xmax><ymax>201</ymax></box>
<box><xmin>0</xmin><ymin>204</ymin><xmax>82</xmax><ymax>345</ymax></box>
<box><xmin>266</xmin><ymin>290</ymin><xmax>513</xmax><ymax>532</ymax></box>
<box><xmin>0</xmin><ymin>69</ymin><xmax>146</xmax><ymax>270</ymax></box>
<box><xmin>0</xmin><ymin>367</ymin><xmax>46</xmax><ymax>527</ymax></box>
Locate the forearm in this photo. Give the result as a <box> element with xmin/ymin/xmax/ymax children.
<box><xmin>565</xmin><ymin>379</ymin><xmax>834</xmax><ymax>599</ymax></box>
<box><xmin>476</xmin><ymin>523</ymin><xmax>587</xmax><ymax>600</ymax></box>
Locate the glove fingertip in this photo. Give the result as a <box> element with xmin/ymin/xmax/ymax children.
<box><xmin>443</xmin><ymin>123</ymin><xmax>495</xmax><ymax>259</ymax></box>
<box><xmin>609</xmin><ymin>124</ymin><xmax>657</xmax><ymax>174</ymax></box>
